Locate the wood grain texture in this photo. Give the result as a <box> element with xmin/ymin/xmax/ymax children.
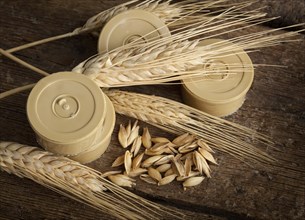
<box><xmin>0</xmin><ymin>0</ymin><xmax>304</xmax><ymax>219</ymax></box>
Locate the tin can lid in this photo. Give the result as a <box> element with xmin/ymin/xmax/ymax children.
<box><xmin>27</xmin><ymin>72</ymin><xmax>106</xmax><ymax>145</ymax></box>
<box><xmin>98</xmin><ymin>9</ymin><xmax>171</xmax><ymax>52</ymax></box>
<box><xmin>182</xmin><ymin>39</ymin><xmax>254</xmax><ymax>104</ymax></box>
<box><xmin>70</xmin><ymin>95</ymin><xmax>116</xmax><ymax>164</ymax></box>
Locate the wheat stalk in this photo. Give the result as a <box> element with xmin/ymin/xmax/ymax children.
<box><xmin>0</xmin><ymin>83</ymin><xmax>36</xmax><ymax>100</ymax></box>
<box><xmin>72</xmin><ymin>3</ymin><xmax>303</xmax><ymax>88</ymax></box>
<box><xmin>105</xmin><ymin>89</ymin><xmax>275</xmax><ymax>166</ymax></box>
<box><xmin>0</xmin><ymin>48</ymin><xmax>49</xmax><ymax>76</ymax></box>
<box><xmin>4</xmin><ymin>0</ymin><xmax>247</xmax><ymax>54</ymax></box>
<box><xmin>0</xmin><ymin>141</ymin><xmax>183</xmax><ymax>220</ymax></box>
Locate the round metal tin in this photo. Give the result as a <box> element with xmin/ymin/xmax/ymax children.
<box><xmin>182</xmin><ymin>39</ymin><xmax>254</xmax><ymax>117</ymax></box>
<box><xmin>27</xmin><ymin>71</ymin><xmax>106</xmax><ymax>155</ymax></box>
<box><xmin>98</xmin><ymin>9</ymin><xmax>171</xmax><ymax>52</ymax></box>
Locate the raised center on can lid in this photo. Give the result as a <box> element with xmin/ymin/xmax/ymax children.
<box><xmin>27</xmin><ymin>72</ymin><xmax>106</xmax><ymax>144</ymax></box>
<box><xmin>53</xmin><ymin>95</ymin><xmax>79</xmax><ymax>118</ymax></box>
<box><xmin>183</xmin><ymin>39</ymin><xmax>254</xmax><ymax>103</ymax></box>
<box><xmin>204</xmin><ymin>60</ymin><xmax>229</xmax><ymax>80</ymax></box>
<box><xmin>124</xmin><ymin>35</ymin><xmax>146</xmax><ymax>45</ymax></box>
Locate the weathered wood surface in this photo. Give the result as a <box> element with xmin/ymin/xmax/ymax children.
<box><xmin>0</xmin><ymin>0</ymin><xmax>304</xmax><ymax>219</ymax></box>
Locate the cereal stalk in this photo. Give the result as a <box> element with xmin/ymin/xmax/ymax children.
<box><xmin>73</xmin><ymin>10</ymin><xmax>303</xmax><ymax>87</ymax></box>
<box><xmin>0</xmin><ymin>48</ymin><xmax>49</xmax><ymax>76</ymax></box>
<box><xmin>0</xmin><ymin>141</ymin><xmax>183</xmax><ymax>220</ymax></box>
<box><xmin>3</xmin><ymin>0</ymin><xmax>244</xmax><ymax>53</ymax></box>
<box><xmin>5</xmin><ymin>33</ymin><xmax>74</xmax><ymax>54</ymax></box>
<box><xmin>0</xmin><ymin>83</ymin><xmax>35</xmax><ymax>100</ymax></box>
<box><xmin>106</xmin><ymin>90</ymin><xmax>276</xmax><ymax>165</ymax></box>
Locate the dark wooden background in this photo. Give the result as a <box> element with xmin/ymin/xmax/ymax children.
<box><xmin>0</xmin><ymin>1</ymin><xmax>304</xmax><ymax>219</ymax></box>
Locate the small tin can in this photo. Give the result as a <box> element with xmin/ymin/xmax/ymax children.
<box><xmin>27</xmin><ymin>71</ymin><xmax>107</xmax><ymax>155</ymax></box>
<box><xmin>98</xmin><ymin>9</ymin><xmax>171</xmax><ymax>52</ymax></box>
<box><xmin>182</xmin><ymin>39</ymin><xmax>254</xmax><ymax>117</ymax></box>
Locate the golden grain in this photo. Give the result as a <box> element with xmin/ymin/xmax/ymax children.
<box><xmin>142</xmin><ymin>155</ymin><xmax>163</xmax><ymax>168</ymax></box>
<box><xmin>148</xmin><ymin>167</ymin><xmax>162</xmax><ymax>181</ymax></box>
<box><xmin>124</xmin><ymin>150</ymin><xmax>132</xmax><ymax>175</ymax></box>
<box><xmin>130</xmin><ymin>136</ymin><xmax>142</xmax><ymax>157</ymax></box>
<box><xmin>144</xmin><ymin>142</ymin><xmax>168</xmax><ymax>156</ymax></box>
<box><xmin>158</xmin><ymin>174</ymin><xmax>177</xmax><ymax>186</ymax></box>
<box><xmin>154</xmin><ymin>155</ymin><xmax>174</xmax><ymax>166</ymax></box>
<box><xmin>132</xmin><ymin>152</ymin><xmax>144</xmax><ymax>170</ymax></box>
<box><xmin>180</xmin><ymin>134</ymin><xmax>196</xmax><ymax>146</ymax></box>
<box><xmin>184</xmin><ymin>157</ymin><xmax>192</xmax><ymax>176</ymax></box>
<box><xmin>172</xmin><ymin>158</ymin><xmax>185</xmax><ymax>177</ymax></box>
<box><xmin>151</xmin><ymin>142</ymin><xmax>169</xmax><ymax>151</ymax></box>
<box><xmin>142</xmin><ymin>127</ymin><xmax>152</xmax><ymax>149</ymax></box>
<box><xmin>197</xmin><ymin>139</ymin><xmax>215</xmax><ymax>153</ymax></box>
<box><xmin>178</xmin><ymin>142</ymin><xmax>198</xmax><ymax>154</ymax></box>
<box><xmin>183</xmin><ymin>176</ymin><xmax>205</xmax><ymax>190</ymax></box>
<box><xmin>111</xmin><ymin>154</ymin><xmax>125</xmax><ymax>167</ymax></box>
<box><xmin>174</xmin><ymin>153</ymin><xmax>182</xmax><ymax>161</ymax></box>
<box><xmin>118</xmin><ymin>124</ymin><xmax>128</xmax><ymax>148</ymax></box>
<box><xmin>198</xmin><ymin>147</ymin><xmax>218</xmax><ymax>165</ymax></box>
<box><xmin>172</xmin><ymin>133</ymin><xmax>189</xmax><ymax>145</ymax></box>
<box><xmin>127</xmin><ymin>124</ymin><xmax>139</xmax><ymax>147</ymax></box>
<box><xmin>180</xmin><ymin>152</ymin><xmax>193</xmax><ymax>161</ymax></box>
<box><xmin>165</xmin><ymin>144</ymin><xmax>178</xmax><ymax>154</ymax></box>
<box><xmin>125</xmin><ymin>120</ymin><xmax>131</xmax><ymax>137</ymax></box>
<box><xmin>140</xmin><ymin>174</ymin><xmax>158</xmax><ymax>185</ymax></box>
<box><xmin>108</xmin><ymin>174</ymin><xmax>136</xmax><ymax>188</ymax></box>
<box><xmin>176</xmin><ymin>171</ymin><xmax>201</xmax><ymax>181</ymax></box>
<box><xmin>156</xmin><ymin>164</ymin><xmax>172</xmax><ymax>173</ymax></box>
<box><xmin>164</xmin><ymin>168</ymin><xmax>174</xmax><ymax>177</ymax></box>
<box><xmin>193</xmin><ymin>151</ymin><xmax>211</xmax><ymax>178</ymax></box>
<box><xmin>126</xmin><ymin>168</ymin><xmax>147</xmax><ymax>178</ymax></box>
<box><xmin>145</xmin><ymin>147</ymin><xmax>167</xmax><ymax>156</ymax></box>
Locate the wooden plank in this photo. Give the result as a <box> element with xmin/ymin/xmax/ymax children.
<box><xmin>0</xmin><ymin>0</ymin><xmax>304</xmax><ymax>219</ymax></box>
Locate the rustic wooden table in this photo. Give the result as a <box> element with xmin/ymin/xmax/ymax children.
<box><xmin>0</xmin><ymin>1</ymin><xmax>304</xmax><ymax>219</ymax></box>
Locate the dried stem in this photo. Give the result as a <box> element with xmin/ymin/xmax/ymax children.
<box><xmin>0</xmin><ymin>83</ymin><xmax>36</xmax><ymax>100</ymax></box>
<box><xmin>0</xmin><ymin>141</ymin><xmax>183</xmax><ymax>220</ymax></box>
<box><xmin>5</xmin><ymin>32</ymin><xmax>74</xmax><ymax>54</ymax></box>
<box><xmin>0</xmin><ymin>49</ymin><xmax>49</xmax><ymax>76</ymax></box>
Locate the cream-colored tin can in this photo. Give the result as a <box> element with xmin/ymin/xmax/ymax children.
<box><xmin>182</xmin><ymin>39</ymin><xmax>254</xmax><ymax>117</ymax></box>
<box><xmin>98</xmin><ymin>9</ymin><xmax>171</xmax><ymax>52</ymax></box>
<box><xmin>27</xmin><ymin>72</ymin><xmax>107</xmax><ymax>156</ymax></box>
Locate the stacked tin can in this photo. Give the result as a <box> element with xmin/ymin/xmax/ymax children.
<box><xmin>182</xmin><ymin>39</ymin><xmax>254</xmax><ymax>117</ymax></box>
<box><xmin>27</xmin><ymin>72</ymin><xmax>115</xmax><ymax>163</ymax></box>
